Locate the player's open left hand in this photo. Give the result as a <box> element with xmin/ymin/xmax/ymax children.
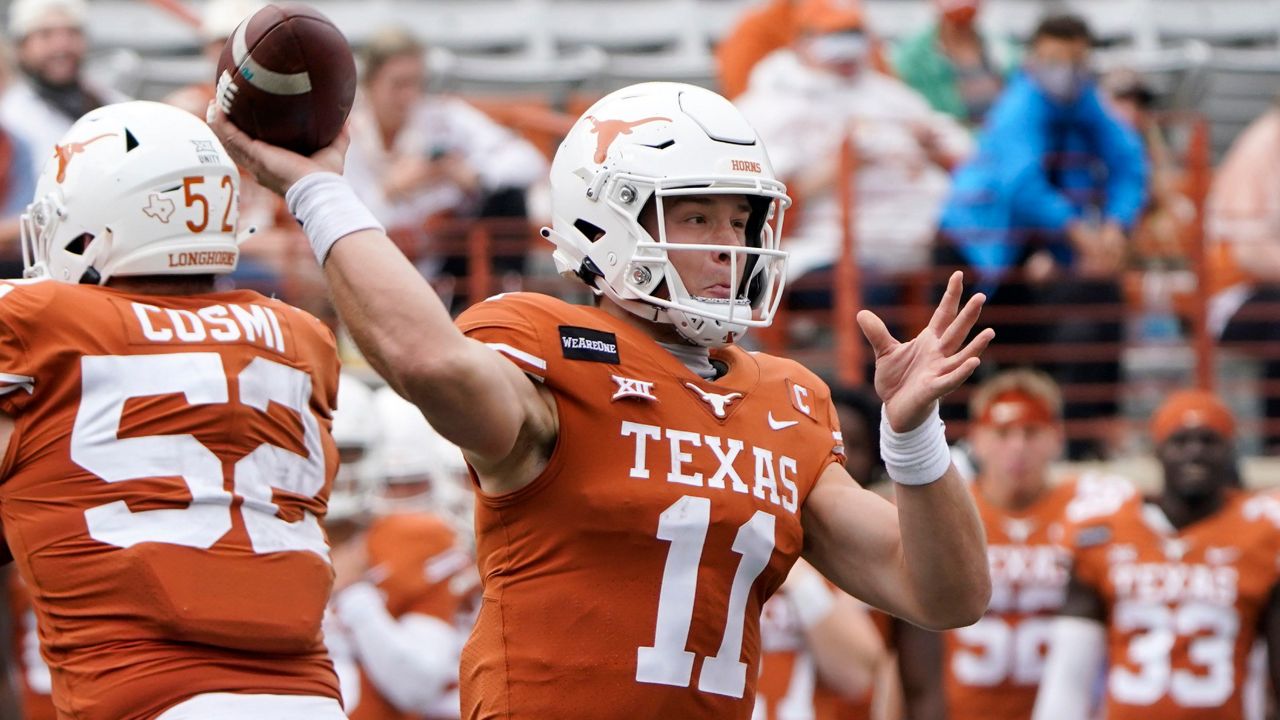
<box><xmin>858</xmin><ymin>271</ymin><xmax>993</xmax><ymax>433</ymax></box>
<box><xmin>207</xmin><ymin>102</ymin><xmax>350</xmax><ymax>197</ymax></box>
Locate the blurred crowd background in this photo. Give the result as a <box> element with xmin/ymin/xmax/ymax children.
<box><xmin>0</xmin><ymin>1</ymin><xmax>1279</xmax><ymax>719</ymax></box>
<box><xmin>0</xmin><ymin>0</ymin><xmax>1277</xmax><ymax>465</ymax></box>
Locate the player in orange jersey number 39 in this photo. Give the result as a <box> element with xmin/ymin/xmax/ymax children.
<box><xmin>0</xmin><ymin>101</ymin><xmax>347</xmax><ymax>720</ymax></box>
<box><xmin>213</xmin><ymin>81</ymin><xmax>995</xmax><ymax>719</ymax></box>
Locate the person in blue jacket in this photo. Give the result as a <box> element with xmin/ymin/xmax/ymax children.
<box><xmin>935</xmin><ymin>14</ymin><xmax>1148</xmax><ymax>459</ymax></box>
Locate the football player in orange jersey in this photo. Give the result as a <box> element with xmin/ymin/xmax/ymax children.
<box><xmin>912</xmin><ymin>369</ymin><xmax>1136</xmax><ymax>720</ymax></box>
<box><xmin>211</xmin><ymin>80</ymin><xmax>994</xmax><ymax>719</ymax></box>
<box><xmin>0</xmin><ymin>101</ymin><xmax>346</xmax><ymax>720</ymax></box>
<box><xmin>325</xmin><ymin>381</ymin><xmax>479</xmax><ymax>720</ymax></box>
<box><xmin>754</xmin><ymin>558</ymin><xmax>888</xmax><ymax>720</ymax></box>
<box><xmin>1034</xmin><ymin>390</ymin><xmax>1280</xmax><ymax>720</ymax></box>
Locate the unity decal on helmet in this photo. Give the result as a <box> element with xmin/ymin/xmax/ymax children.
<box><xmin>143</xmin><ymin>193</ymin><xmax>176</xmax><ymax>223</ymax></box>
<box><xmin>54</xmin><ymin>133</ymin><xmax>117</xmax><ymax>183</ymax></box>
<box><xmin>586</xmin><ymin>115</ymin><xmax>671</xmax><ymax>164</ymax></box>
<box><xmin>191</xmin><ymin>139</ymin><xmax>223</xmax><ymax>165</ymax></box>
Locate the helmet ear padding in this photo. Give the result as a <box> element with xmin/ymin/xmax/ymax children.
<box><xmin>544</xmin><ymin>82</ymin><xmax>791</xmax><ymax>348</ymax></box>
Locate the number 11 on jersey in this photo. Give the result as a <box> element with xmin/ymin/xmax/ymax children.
<box><xmin>636</xmin><ymin>495</ymin><xmax>776</xmax><ymax>698</ymax></box>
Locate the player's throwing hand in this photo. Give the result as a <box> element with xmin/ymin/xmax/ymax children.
<box><xmin>858</xmin><ymin>271</ymin><xmax>994</xmax><ymax>434</ymax></box>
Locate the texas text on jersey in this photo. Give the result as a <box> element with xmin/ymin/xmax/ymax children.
<box><xmin>1068</xmin><ymin>487</ymin><xmax>1280</xmax><ymax>719</ymax></box>
<box><xmin>455</xmin><ymin>292</ymin><xmax>845</xmax><ymax>719</ymax></box>
<box><xmin>0</xmin><ymin>279</ymin><xmax>342</xmax><ymax>720</ymax></box>
<box><xmin>945</xmin><ymin>474</ymin><xmax>1133</xmax><ymax>719</ymax></box>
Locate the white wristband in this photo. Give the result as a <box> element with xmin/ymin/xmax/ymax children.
<box><xmin>786</xmin><ymin>571</ymin><xmax>836</xmax><ymax>630</ymax></box>
<box><xmin>285</xmin><ymin>171</ymin><xmax>384</xmax><ymax>265</ymax></box>
<box><xmin>880</xmin><ymin>403</ymin><xmax>951</xmax><ymax>486</ymax></box>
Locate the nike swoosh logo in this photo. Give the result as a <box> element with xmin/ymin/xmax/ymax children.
<box><xmin>767</xmin><ymin>412</ymin><xmax>799</xmax><ymax>430</ymax></box>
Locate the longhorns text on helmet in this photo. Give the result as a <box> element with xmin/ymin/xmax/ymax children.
<box><xmin>543</xmin><ymin>82</ymin><xmax>792</xmax><ymax>348</ymax></box>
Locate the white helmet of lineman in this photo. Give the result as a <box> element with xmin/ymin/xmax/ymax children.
<box><xmin>371</xmin><ymin>386</ymin><xmax>470</xmax><ymax>524</ymax></box>
<box><xmin>328</xmin><ymin>373</ymin><xmax>383</xmax><ymax>523</ymax></box>
<box><xmin>22</xmin><ymin>100</ymin><xmax>240</xmax><ymax>285</ymax></box>
<box><xmin>544</xmin><ymin>82</ymin><xmax>790</xmax><ymax>348</ymax></box>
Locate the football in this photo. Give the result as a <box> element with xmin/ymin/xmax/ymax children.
<box><xmin>215</xmin><ymin>3</ymin><xmax>356</xmax><ymax>156</ymax></box>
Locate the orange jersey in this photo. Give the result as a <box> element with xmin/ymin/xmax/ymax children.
<box><xmin>8</xmin><ymin>571</ymin><xmax>55</xmax><ymax>720</ymax></box>
<box><xmin>756</xmin><ymin>597</ymin><xmax>892</xmax><ymax>720</ymax></box>
<box><xmin>0</xmin><ymin>280</ymin><xmax>341</xmax><ymax>720</ymax></box>
<box><xmin>456</xmin><ymin>293</ymin><xmax>845</xmax><ymax>719</ymax></box>
<box><xmin>1069</xmin><ymin>488</ymin><xmax>1280</xmax><ymax>720</ymax></box>
<box><xmin>944</xmin><ymin>475</ymin><xmax>1134</xmax><ymax>720</ymax></box>
<box><xmin>344</xmin><ymin>512</ymin><xmax>478</xmax><ymax>720</ymax></box>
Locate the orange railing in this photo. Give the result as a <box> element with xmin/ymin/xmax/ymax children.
<box><xmin>244</xmin><ymin>107</ymin><xmax>1280</xmax><ymax>453</ymax></box>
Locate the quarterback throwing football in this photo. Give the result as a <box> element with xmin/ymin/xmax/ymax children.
<box><xmin>214</xmin><ymin>81</ymin><xmax>993</xmax><ymax>719</ymax></box>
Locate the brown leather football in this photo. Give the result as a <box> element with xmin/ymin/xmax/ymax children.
<box><xmin>215</xmin><ymin>3</ymin><xmax>356</xmax><ymax>156</ymax></box>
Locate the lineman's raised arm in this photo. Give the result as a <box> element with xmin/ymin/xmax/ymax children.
<box><xmin>209</xmin><ymin>108</ymin><xmax>553</xmax><ymax>474</ymax></box>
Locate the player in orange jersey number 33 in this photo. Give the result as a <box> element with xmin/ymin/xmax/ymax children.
<box><xmin>212</xmin><ymin>80</ymin><xmax>995</xmax><ymax>719</ymax></box>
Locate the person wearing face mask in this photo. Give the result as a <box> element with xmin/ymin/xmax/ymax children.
<box><xmin>736</xmin><ymin>0</ymin><xmax>972</xmax><ymax>297</ymax></box>
<box><xmin>892</xmin><ymin>0</ymin><xmax>1018</xmax><ymax>128</ymax></box>
<box><xmin>934</xmin><ymin>14</ymin><xmax>1147</xmax><ymax>461</ymax></box>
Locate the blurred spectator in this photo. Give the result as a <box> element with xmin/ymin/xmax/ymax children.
<box><xmin>891</xmin><ymin>0</ymin><xmax>1018</xmax><ymax>128</ymax></box>
<box><xmin>1206</xmin><ymin>99</ymin><xmax>1280</xmax><ymax>452</ymax></box>
<box><xmin>0</xmin><ymin>0</ymin><xmax>126</xmax><ymax>178</ymax></box>
<box><xmin>736</xmin><ymin>0</ymin><xmax>971</xmax><ymax>296</ymax></box>
<box><xmin>0</xmin><ymin>45</ymin><xmax>36</xmax><ymax>276</ymax></box>
<box><xmin>936</xmin><ymin>14</ymin><xmax>1148</xmax><ymax>459</ymax></box>
<box><xmin>714</xmin><ymin>0</ymin><xmax>893</xmax><ymax>100</ymax></box>
<box><xmin>344</xmin><ymin>27</ymin><xmax>547</xmax><ymax>296</ymax></box>
<box><xmin>1102</xmin><ymin>68</ymin><xmax>1194</xmax><ymax>268</ymax></box>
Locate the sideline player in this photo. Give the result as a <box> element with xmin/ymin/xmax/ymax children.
<box><xmin>326</xmin><ymin>382</ymin><xmax>478</xmax><ymax>720</ymax></box>
<box><xmin>0</xmin><ymin>101</ymin><xmax>344</xmax><ymax>719</ymax></box>
<box><xmin>212</xmin><ymin>81</ymin><xmax>994</xmax><ymax>718</ymax></box>
<box><xmin>1034</xmin><ymin>390</ymin><xmax>1280</xmax><ymax>719</ymax></box>
<box><xmin>914</xmin><ymin>369</ymin><xmax>1135</xmax><ymax>719</ymax></box>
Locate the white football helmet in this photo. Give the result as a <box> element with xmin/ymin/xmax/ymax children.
<box><xmin>328</xmin><ymin>373</ymin><xmax>383</xmax><ymax>523</ymax></box>
<box><xmin>21</xmin><ymin>100</ymin><xmax>240</xmax><ymax>285</ymax></box>
<box><xmin>544</xmin><ymin>82</ymin><xmax>790</xmax><ymax>347</ymax></box>
<box><xmin>371</xmin><ymin>387</ymin><xmax>471</xmax><ymax>524</ymax></box>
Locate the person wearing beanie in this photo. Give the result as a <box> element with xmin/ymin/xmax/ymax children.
<box><xmin>1035</xmin><ymin>389</ymin><xmax>1280</xmax><ymax>720</ymax></box>
<box><xmin>0</xmin><ymin>0</ymin><xmax>127</xmax><ymax>177</ymax></box>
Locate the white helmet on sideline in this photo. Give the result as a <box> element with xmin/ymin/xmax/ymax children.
<box><xmin>371</xmin><ymin>386</ymin><xmax>470</xmax><ymax>522</ymax></box>
<box><xmin>543</xmin><ymin>82</ymin><xmax>790</xmax><ymax>348</ymax></box>
<box><xmin>22</xmin><ymin>101</ymin><xmax>240</xmax><ymax>285</ymax></box>
<box><xmin>328</xmin><ymin>373</ymin><xmax>382</xmax><ymax>523</ymax></box>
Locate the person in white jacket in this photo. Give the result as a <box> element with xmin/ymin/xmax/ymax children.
<box><xmin>736</xmin><ymin>0</ymin><xmax>971</xmax><ymax>287</ymax></box>
<box><xmin>0</xmin><ymin>0</ymin><xmax>127</xmax><ymax>178</ymax></box>
<box><xmin>343</xmin><ymin>28</ymin><xmax>547</xmax><ymax>282</ymax></box>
